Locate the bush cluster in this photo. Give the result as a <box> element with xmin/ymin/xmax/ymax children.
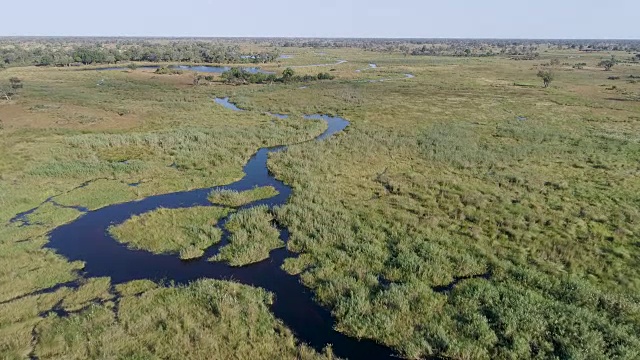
<box><xmin>221</xmin><ymin>67</ymin><xmax>334</xmax><ymax>85</ymax></box>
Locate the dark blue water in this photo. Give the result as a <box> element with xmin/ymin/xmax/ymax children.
<box><xmin>43</xmin><ymin>98</ymin><xmax>397</xmax><ymax>359</ymax></box>
<box><xmin>303</xmin><ymin>114</ymin><xmax>349</xmax><ymax>141</ymax></box>
<box><xmin>174</xmin><ymin>65</ymin><xmax>273</xmax><ymax>74</ymax></box>
<box><xmin>93</xmin><ymin>65</ymin><xmax>272</xmax><ymax>74</ymax></box>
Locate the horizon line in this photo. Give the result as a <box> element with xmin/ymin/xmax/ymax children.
<box><xmin>1</xmin><ymin>35</ymin><xmax>639</xmax><ymax>41</ymax></box>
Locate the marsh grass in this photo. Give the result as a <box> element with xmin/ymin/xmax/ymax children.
<box><xmin>1</xmin><ymin>47</ymin><xmax>640</xmax><ymax>359</ymax></box>
<box><xmin>270</xmin><ymin>121</ymin><xmax>640</xmax><ymax>357</ymax></box>
<box><xmin>0</xmin><ymin>287</ymin><xmax>71</xmax><ymax>359</ymax></box>
<box><xmin>208</xmin><ymin>186</ymin><xmax>279</xmax><ymax>207</ymax></box>
<box><xmin>263</xmin><ymin>50</ymin><xmax>640</xmax><ymax>358</ymax></box>
<box><xmin>114</xmin><ymin>280</ymin><xmax>158</xmax><ymax>297</ymax></box>
<box><xmin>109</xmin><ymin>207</ymin><xmax>230</xmax><ymax>260</ymax></box>
<box><xmin>0</xmin><ymin>234</ymin><xmax>83</xmax><ymax>303</ymax></box>
<box><xmin>54</xmin><ymin>179</ymin><xmax>139</xmax><ymax>211</ymax></box>
<box><xmin>210</xmin><ymin>205</ymin><xmax>284</xmax><ymax>266</ymax></box>
<box><xmin>34</xmin><ymin>280</ymin><xmax>335</xmax><ymax>360</ymax></box>
<box><xmin>29</xmin><ymin>159</ymin><xmax>146</xmax><ymax>178</ymax></box>
<box><xmin>23</xmin><ymin>202</ymin><xmax>82</xmax><ymax>227</ymax></box>
<box><xmin>61</xmin><ymin>277</ymin><xmax>113</xmax><ymax>312</ymax></box>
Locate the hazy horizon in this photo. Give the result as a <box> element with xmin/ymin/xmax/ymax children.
<box><xmin>1</xmin><ymin>36</ymin><xmax>639</xmax><ymax>41</ymax></box>
<box><xmin>1</xmin><ymin>0</ymin><xmax>639</xmax><ymax>39</ymax></box>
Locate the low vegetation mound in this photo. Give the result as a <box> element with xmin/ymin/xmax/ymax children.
<box><xmin>109</xmin><ymin>207</ymin><xmax>230</xmax><ymax>260</ymax></box>
<box><xmin>210</xmin><ymin>206</ymin><xmax>283</xmax><ymax>266</ymax></box>
<box><xmin>209</xmin><ymin>186</ymin><xmax>279</xmax><ymax>207</ymax></box>
<box><xmin>154</xmin><ymin>66</ymin><xmax>183</xmax><ymax>75</ymax></box>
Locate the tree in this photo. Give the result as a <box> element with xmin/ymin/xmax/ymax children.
<box><xmin>598</xmin><ymin>56</ymin><xmax>616</xmax><ymax>71</ymax></box>
<box><xmin>37</xmin><ymin>54</ymin><xmax>53</xmax><ymax>66</ymax></box>
<box><xmin>9</xmin><ymin>77</ymin><xmax>23</xmax><ymax>89</ymax></box>
<box><xmin>53</xmin><ymin>54</ymin><xmax>73</xmax><ymax>67</ymax></box>
<box><xmin>0</xmin><ymin>85</ymin><xmax>14</xmax><ymax>100</ymax></box>
<box><xmin>317</xmin><ymin>72</ymin><xmax>334</xmax><ymax>80</ymax></box>
<box><xmin>282</xmin><ymin>67</ymin><xmax>295</xmax><ymax>81</ymax></box>
<box><xmin>193</xmin><ymin>72</ymin><xmax>203</xmax><ymax>86</ymax></box>
<box><xmin>537</xmin><ymin>70</ymin><xmax>554</xmax><ymax>88</ymax></box>
<box><xmin>3</xmin><ymin>52</ymin><xmax>17</xmax><ymax>65</ymax></box>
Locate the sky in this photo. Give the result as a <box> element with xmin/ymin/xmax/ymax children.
<box><xmin>1</xmin><ymin>0</ymin><xmax>638</xmax><ymax>39</ymax></box>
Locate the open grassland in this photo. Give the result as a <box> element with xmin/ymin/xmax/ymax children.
<box><xmin>109</xmin><ymin>207</ymin><xmax>230</xmax><ymax>260</ymax></box>
<box><xmin>0</xmin><ymin>46</ymin><xmax>639</xmax><ymax>359</ymax></box>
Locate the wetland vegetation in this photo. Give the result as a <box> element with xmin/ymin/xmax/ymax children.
<box><xmin>109</xmin><ymin>206</ymin><xmax>230</xmax><ymax>260</ymax></box>
<box><xmin>209</xmin><ymin>186</ymin><xmax>279</xmax><ymax>207</ymax></box>
<box><xmin>1</xmin><ymin>37</ymin><xmax>640</xmax><ymax>359</ymax></box>
<box><xmin>210</xmin><ymin>205</ymin><xmax>284</xmax><ymax>267</ymax></box>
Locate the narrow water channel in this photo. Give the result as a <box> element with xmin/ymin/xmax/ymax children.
<box><xmin>44</xmin><ymin>98</ymin><xmax>397</xmax><ymax>359</ymax></box>
<box><xmin>91</xmin><ymin>65</ymin><xmax>273</xmax><ymax>74</ymax></box>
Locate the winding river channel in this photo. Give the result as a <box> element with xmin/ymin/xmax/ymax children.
<box><xmin>42</xmin><ymin>98</ymin><xmax>397</xmax><ymax>359</ymax></box>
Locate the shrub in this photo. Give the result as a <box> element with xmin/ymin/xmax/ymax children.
<box><xmin>154</xmin><ymin>67</ymin><xmax>183</xmax><ymax>75</ymax></box>
<box><xmin>537</xmin><ymin>70</ymin><xmax>554</xmax><ymax>87</ymax></box>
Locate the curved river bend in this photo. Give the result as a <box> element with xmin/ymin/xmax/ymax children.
<box><xmin>44</xmin><ymin>99</ymin><xmax>397</xmax><ymax>359</ymax></box>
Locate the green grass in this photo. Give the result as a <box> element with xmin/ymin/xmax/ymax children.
<box><xmin>0</xmin><ymin>286</ymin><xmax>71</xmax><ymax>359</ymax></box>
<box><xmin>60</xmin><ymin>277</ymin><xmax>113</xmax><ymax>312</ymax></box>
<box><xmin>54</xmin><ymin>179</ymin><xmax>139</xmax><ymax>211</ymax></box>
<box><xmin>210</xmin><ymin>205</ymin><xmax>284</xmax><ymax>266</ymax></box>
<box><xmin>209</xmin><ymin>186</ymin><xmax>279</xmax><ymax>207</ymax></box>
<box><xmin>34</xmin><ymin>280</ymin><xmax>335</xmax><ymax>360</ymax></box>
<box><xmin>22</xmin><ymin>202</ymin><xmax>83</xmax><ymax>227</ymax></box>
<box><xmin>114</xmin><ymin>280</ymin><xmax>158</xmax><ymax>297</ymax></box>
<box><xmin>0</xmin><ymin>233</ymin><xmax>84</xmax><ymax>303</ymax></box>
<box><xmin>109</xmin><ymin>206</ymin><xmax>231</xmax><ymax>260</ymax></box>
<box><xmin>1</xmin><ymin>46</ymin><xmax>640</xmax><ymax>359</ymax></box>
<box><xmin>262</xmin><ymin>51</ymin><xmax>640</xmax><ymax>358</ymax></box>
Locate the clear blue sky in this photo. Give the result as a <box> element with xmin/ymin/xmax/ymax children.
<box><xmin>1</xmin><ymin>0</ymin><xmax>638</xmax><ymax>39</ymax></box>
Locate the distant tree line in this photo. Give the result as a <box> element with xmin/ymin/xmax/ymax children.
<box><xmin>220</xmin><ymin>67</ymin><xmax>334</xmax><ymax>85</ymax></box>
<box><xmin>0</xmin><ymin>40</ymin><xmax>280</xmax><ymax>67</ymax></box>
<box><xmin>268</xmin><ymin>38</ymin><xmax>640</xmax><ymax>55</ymax></box>
<box><xmin>2</xmin><ymin>38</ymin><xmax>639</xmax><ymax>67</ymax></box>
